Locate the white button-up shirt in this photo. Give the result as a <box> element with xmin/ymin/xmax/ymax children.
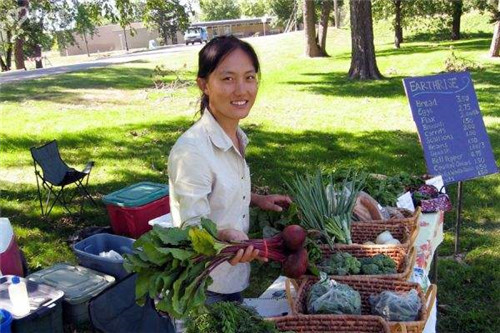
<box><xmin>168</xmin><ymin>110</ymin><xmax>251</xmax><ymax>294</ymax></box>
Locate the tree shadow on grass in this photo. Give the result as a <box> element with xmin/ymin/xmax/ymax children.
<box><xmin>285</xmin><ymin>65</ymin><xmax>500</xmax><ymax>118</ymax></box>
<box><xmin>406</xmin><ymin>31</ymin><xmax>492</xmax><ymax>43</ymax></box>
<box><xmin>1</xmin><ymin>122</ymin><xmax>425</xmax><ymax>231</ymax></box>
<box><xmin>0</xmin><ymin>62</ymin><xmax>196</xmax><ymax>104</ymax></box>
<box><xmin>285</xmin><ymin>72</ymin><xmax>408</xmax><ymax>99</ymax></box>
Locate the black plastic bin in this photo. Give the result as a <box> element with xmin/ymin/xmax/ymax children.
<box><xmin>73</xmin><ymin>233</ymin><xmax>135</xmax><ymax>280</ymax></box>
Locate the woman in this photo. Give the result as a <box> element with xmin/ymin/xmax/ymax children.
<box><xmin>168</xmin><ymin>36</ymin><xmax>291</xmax><ymax>304</ymax></box>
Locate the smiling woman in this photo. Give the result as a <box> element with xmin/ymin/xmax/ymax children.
<box><xmin>167</xmin><ymin>35</ymin><xmax>291</xmax><ymax>305</ymax></box>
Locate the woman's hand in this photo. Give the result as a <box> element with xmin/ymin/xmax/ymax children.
<box><xmin>217</xmin><ymin>229</ymin><xmax>268</xmax><ymax>266</ymax></box>
<box><xmin>251</xmin><ymin>193</ymin><xmax>292</xmax><ymax>212</ymax></box>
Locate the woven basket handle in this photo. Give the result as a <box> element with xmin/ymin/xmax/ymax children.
<box><xmin>285</xmin><ymin>278</ymin><xmax>299</xmax><ymax>315</ymax></box>
<box><xmin>408</xmin><ymin>212</ymin><xmax>421</xmax><ymax>246</ymax></box>
<box><xmin>424</xmin><ymin>284</ymin><xmax>437</xmax><ymax>322</ymax></box>
<box><xmin>393</xmin><ymin>323</ymin><xmax>408</xmax><ymax>333</ymax></box>
<box><xmin>408</xmin><ymin>246</ymin><xmax>417</xmax><ymax>271</ymax></box>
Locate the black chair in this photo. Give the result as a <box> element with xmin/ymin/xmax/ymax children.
<box><xmin>30</xmin><ymin>140</ymin><xmax>97</xmax><ymax>216</ymax></box>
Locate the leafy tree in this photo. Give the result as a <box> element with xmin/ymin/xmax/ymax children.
<box><xmin>73</xmin><ymin>0</ymin><xmax>103</xmax><ymax>57</ymax></box>
<box><xmin>348</xmin><ymin>0</ymin><xmax>382</xmax><ymax>80</ymax></box>
<box><xmin>200</xmin><ymin>0</ymin><xmax>241</xmax><ymax>21</ymax></box>
<box><xmin>269</xmin><ymin>0</ymin><xmax>301</xmax><ymax>30</ymax></box>
<box><xmin>143</xmin><ymin>0</ymin><xmax>190</xmax><ymax>45</ymax></box>
<box><xmin>0</xmin><ymin>0</ymin><xmax>21</xmax><ymax>71</ymax></box>
<box><xmin>239</xmin><ymin>0</ymin><xmax>270</xmax><ymax>18</ymax></box>
<box><xmin>115</xmin><ymin>0</ymin><xmax>138</xmax><ymax>51</ymax></box>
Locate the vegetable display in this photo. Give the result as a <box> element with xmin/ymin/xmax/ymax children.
<box><xmin>318</xmin><ymin>252</ymin><xmax>361</xmax><ymax>276</ymax></box>
<box><xmin>360</xmin><ymin>254</ymin><xmax>397</xmax><ymax>275</ymax></box>
<box><xmin>369</xmin><ymin>289</ymin><xmax>422</xmax><ymax>321</ymax></box>
<box><xmin>307</xmin><ymin>273</ymin><xmax>361</xmax><ymax>315</ymax></box>
<box><xmin>186</xmin><ymin>301</ymin><xmax>281</xmax><ymax>333</ymax></box>
<box><xmin>318</xmin><ymin>252</ymin><xmax>397</xmax><ymax>276</ymax></box>
<box><xmin>123</xmin><ymin>219</ymin><xmax>308</xmax><ymax>318</ymax></box>
<box><xmin>285</xmin><ymin>170</ymin><xmax>364</xmax><ymax>247</ymax></box>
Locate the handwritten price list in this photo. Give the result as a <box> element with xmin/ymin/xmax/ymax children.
<box><xmin>403</xmin><ymin>72</ymin><xmax>498</xmax><ymax>184</ymax></box>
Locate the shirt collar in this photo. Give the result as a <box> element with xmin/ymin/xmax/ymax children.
<box><xmin>201</xmin><ymin>110</ymin><xmax>249</xmax><ymax>153</ymax></box>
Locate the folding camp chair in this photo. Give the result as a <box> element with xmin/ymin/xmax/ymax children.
<box><xmin>30</xmin><ymin>140</ymin><xmax>97</xmax><ymax>216</ymax></box>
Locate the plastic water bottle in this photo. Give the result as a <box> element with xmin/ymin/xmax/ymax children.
<box><xmin>8</xmin><ymin>276</ymin><xmax>30</xmax><ymax>317</ymax></box>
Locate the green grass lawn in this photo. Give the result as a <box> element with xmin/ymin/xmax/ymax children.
<box><xmin>1</xmin><ymin>12</ymin><xmax>499</xmax><ymax>332</ymax></box>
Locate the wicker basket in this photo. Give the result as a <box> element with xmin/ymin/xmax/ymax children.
<box><xmin>316</xmin><ymin>245</ymin><xmax>416</xmax><ymax>281</ymax></box>
<box><xmin>293</xmin><ymin>277</ymin><xmax>437</xmax><ymax>333</ymax></box>
<box><xmin>268</xmin><ymin>314</ymin><xmax>391</xmax><ymax>333</ymax></box>
<box><xmin>336</xmin><ymin>207</ymin><xmax>421</xmax><ymax>252</ymax></box>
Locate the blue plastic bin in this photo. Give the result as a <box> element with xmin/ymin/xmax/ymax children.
<box><xmin>0</xmin><ymin>309</ymin><xmax>13</xmax><ymax>333</ymax></box>
<box><xmin>73</xmin><ymin>233</ymin><xmax>135</xmax><ymax>280</ymax></box>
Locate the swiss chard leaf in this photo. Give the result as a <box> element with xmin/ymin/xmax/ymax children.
<box><xmin>171</xmin><ymin>268</ymin><xmax>190</xmax><ymax>316</ymax></box>
<box><xmin>136</xmin><ymin>271</ymin><xmax>154</xmax><ymax>300</ymax></box>
<box><xmin>142</xmin><ymin>242</ymin><xmax>170</xmax><ymax>266</ymax></box>
<box><xmin>154</xmin><ymin>225</ymin><xmax>190</xmax><ymax>245</ymax></box>
<box><xmin>156</xmin><ymin>247</ymin><xmax>194</xmax><ymax>261</ymax></box>
<box><xmin>189</xmin><ymin>227</ymin><xmax>224</xmax><ymax>256</ymax></box>
<box><xmin>201</xmin><ymin>218</ymin><xmax>218</xmax><ymax>238</ymax></box>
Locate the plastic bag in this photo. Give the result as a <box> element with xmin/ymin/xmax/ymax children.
<box><xmin>99</xmin><ymin>250</ymin><xmax>123</xmax><ymax>261</ymax></box>
<box><xmin>369</xmin><ymin>289</ymin><xmax>422</xmax><ymax>321</ymax></box>
<box><xmin>307</xmin><ymin>273</ymin><xmax>361</xmax><ymax>315</ymax></box>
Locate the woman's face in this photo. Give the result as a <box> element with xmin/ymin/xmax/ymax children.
<box><xmin>198</xmin><ymin>48</ymin><xmax>258</xmax><ymax>124</ymax></box>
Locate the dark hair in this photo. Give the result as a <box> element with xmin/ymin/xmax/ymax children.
<box><xmin>197</xmin><ymin>35</ymin><xmax>260</xmax><ymax>115</ymax></box>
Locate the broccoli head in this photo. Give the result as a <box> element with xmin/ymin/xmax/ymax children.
<box><xmin>321</xmin><ymin>252</ymin><xmax>361</xmax><ymax>275</ymax></box>
<box><xmin>360</xmin><ymin>254</ymin><xmax>397</xmax><ymax>275</ymax></box>
<box><xmin>361</xmin><ymin>263</ymin><xmax>380</xmax><ymax>275</ymax></box>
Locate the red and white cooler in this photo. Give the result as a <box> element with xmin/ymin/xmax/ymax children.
<box><xmin>0</xmin><ymin>218</ymin><xmax>24</xmax><ymax>277</ymax></box>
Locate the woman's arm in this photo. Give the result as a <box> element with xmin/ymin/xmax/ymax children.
<box><xmin>251</xmin><ymin>193</ymin><xmax>292</xmax><ymax>212</ymax></box>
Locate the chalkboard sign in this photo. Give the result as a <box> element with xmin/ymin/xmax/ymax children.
<box><xmin>403</xmin><ymin>71</ymin><xmax>498</xmax><ymax>184</ymax></box>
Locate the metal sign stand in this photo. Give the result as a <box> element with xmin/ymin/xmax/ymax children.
<box><xmin>454</xmin><ymin>181</ymin><xmax>464</xmax><ymax>256</ymax></box>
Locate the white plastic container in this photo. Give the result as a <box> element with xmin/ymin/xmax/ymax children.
<box><xmin>8</xmin><ymin>275</ymin><xmax>30</xmax><ymax>316</ymax></box>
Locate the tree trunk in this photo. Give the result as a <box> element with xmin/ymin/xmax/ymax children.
<box><xmin>319</xmin><ymin>0</ymin><xmax>332</xmax><ymax>55</ymax></box>
<box><xmin>14</xmin><ymin>0</ymin><xmax>29</xmax><ymax>70</ymax></box>
<box><xmin>334</xmin><ymin>0</ymin><xmax>341</xmax><ymax>28</ymax></box>
<box><xmin>14</xmin><ymin>38</ymin><xmax>26</xmax><ymax>70</ymax></box>
<box><xmin>0</xmin><ymin>57</ymin><xmax>8</xmax><ymax>71</ymax></box>
<box><xmin>489</xmin><ymin>1</ymin><xmax>500</xmax><ymax>57</ymax></box>
<box><xmin>83</xmin><ymin>31</ymin><xmax>90</xmax><ymax>57</ymax></box>
<box><xmin>34</xmin><ymin>44</ymin><xmax>43</xmax><ymax>69</ymax></box>
<box><xmin>303</xmin><ymin>0</ymin><xmax>325</xmax><ymax>57</ymax></box>
<box><xmin>6</xmin><ymin>31</ymin><xmax>13</xmax><ymax>70</ymax></box>
<box><xmin>451</xmin><ymin>0</ymin><xmax>463</xmax><ymax>40</ymax></box>
<box><xmin>348</xmin><ymin>0</ymin><xmax>383</xmax><ymax>80</ymax></box>
<box><xmin>0</xmin><ymin>30</ymin><xmax>10</xmax><ymax>71</ymax></box>
<box><xmin>123</xmin><ymin>27</ymin><xmax>129</xmax><ymax>51</ymax></box>
<box><xmin>394</xmin><ymin>0</ymin><xmax>403</xmax><ymax>48</ymax></box>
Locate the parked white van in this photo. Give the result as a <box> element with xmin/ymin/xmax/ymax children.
<box><xmin>184</xmin><ymin>27</ymin><xmax>208</xmax><ymax>45</ymax></box>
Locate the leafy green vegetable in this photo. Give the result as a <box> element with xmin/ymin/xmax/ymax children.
<box><xmin>186</xmin><ymin>302</ymin><xmax>280</xmax><ymax>333</ymax></box>
<box><xmin>307</xmin><ymin>273</ymin><xmax>361</xmax><ymax>315</ymax></box>
<box><xmin>285</xmin><ymin>169</ymin><xmax>364</xmax><ymax>247</ymax></box>
<box><xmin>124</xmin><ymin>220</ymin><xmax>309</xmax><ymax>319</ymax></box>
<box><xmin>360</xmin><ymin>254</ymin><xmax>397</xmax><ymax>275</ymax></box>
<box><xmin>319</xmin><ymin>252</ymin><xmax>361</xmax><ymax>276</ymax></box>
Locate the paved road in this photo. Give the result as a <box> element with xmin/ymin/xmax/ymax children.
<box><xmin>0</xmin><ymin>43</ymin><xmax>201</xmax><ymax>85</ymax></box>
